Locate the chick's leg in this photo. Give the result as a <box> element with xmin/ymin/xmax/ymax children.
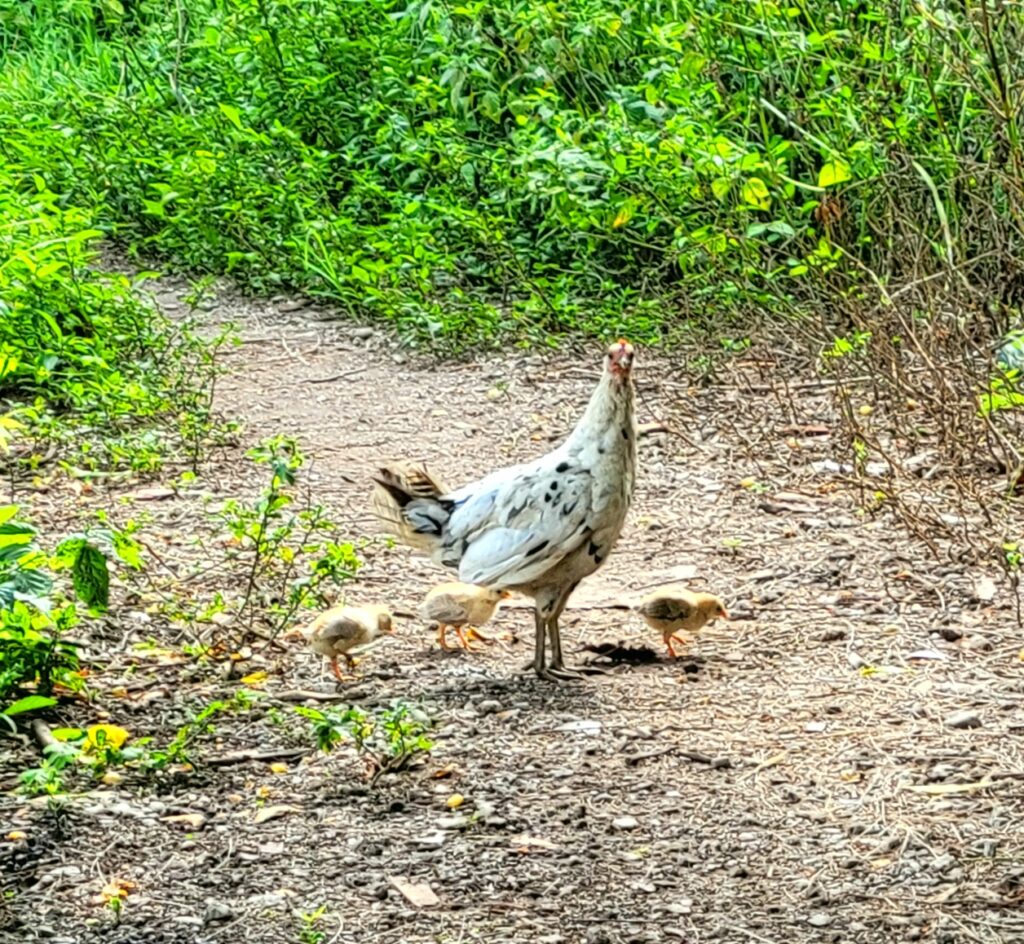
<box><xmin>465</xmin><ymin>626</ymin><xmax>495</xmax><ymax>645</ymax></box>
<box><xmin>665</xmin><ymin>634</ymin><xmax>681</xmax><ymax>659</ymax></box>
<box><xmin>454</xmin><ymin>625</ymin><xmax>484</xmax><ymax>651</ymax></box>
<box><xmin>437</xmin><ymin>623</ymin><xmax>452</xmax><ymax>650</ymax></box>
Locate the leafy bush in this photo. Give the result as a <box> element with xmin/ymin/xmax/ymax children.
<box><xmin>0</xmin><ymin>504</ymin><xmax>143</xmax><ymax>708</ymax></box>
<box><xmin>0</xmin><ymin>157</ymin><xmax>226</xmax><ymax>471</ymax></box>
<box><xmin>3</xmin><ymin>0</ymin><xmax>1023</xmax><ymax>350</ymax></box>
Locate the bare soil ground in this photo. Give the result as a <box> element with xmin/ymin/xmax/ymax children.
<box><xmin>3</xmin><ymin>275</ymin><xmax>1024</xmax><ymax>944</ymax></box>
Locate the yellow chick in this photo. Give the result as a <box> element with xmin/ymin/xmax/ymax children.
<box><xmin>283</xmin><ymin>604</ymin><xmax>394</xmax><ymax>680</ymax></box>
<box><xmin>635</xmin><ymin>587</ymin><xmax>729</xmax><ymax>659</ymax></box>
<box><xmin>419</xmin><ymin>583</ymin><xmax>510</xmax><ymax>651</ymax></box>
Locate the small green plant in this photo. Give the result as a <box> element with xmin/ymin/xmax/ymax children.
<box><xmin>296</xmin><ymin>906</ymin><xmax>328</xmax><ymax>944</ymax></box>
<box><xmin>295</xmin><ymin>701</ymin><xmax>434</xmax><ymax>783</ymax></box>
<box><xmin>17</xmin><ymin>691</ymin><xmax>260</xmax><ymax>796</ymax></box>
<box><xmin>213</xmin><ymin>436</ymin><xmax>361</xmax><ymax>637</ymax></box>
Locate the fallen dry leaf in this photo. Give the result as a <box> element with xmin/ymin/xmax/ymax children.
<box><xmin>388</xmin><ymin>876</ymin><xmax>440</xmax><ymax>908</ymax></box>
<box><xmin>98</xmin><ymin>879</ymin><xmax>136</xmax><ymax>905</ymax></box>
<box><xmin>253</xmin><ymin>804</ymin><xmax>303</xmax><ymax>824</ymax></box>
<box><xmin>432</xmin><ymin>763</ymin><xmax>457</xmax><ymax>779</ymax></box>
<box><xmin>446</xmin><ymin>793</ymin><xmax>464</xmax><ymax>809</ymax></box>
<box><xmin>162</xmin><ymin>813</ymin><xmax>206</xmax><ymax>830</ymax></box>
<box><xmin>974</xmin><ymin>576</ymin><xmax>998</xmax><ymax>603</ymax></box>
<box><xmin>129</xmin><ymin>486</ymin><xmax>176</xmax><ymax>501</ymax></box>
<box><xmin>240</xmin><ymin>670</ymin><xmax>268</xmax><ymax>686</ymax></box>
<box><xmin>510</xmin><ymin>834</ymin><xmax>560</xmax><ymax>853</ymax></box>
<box><xmin>85</xmin><ymin>724</ymin><xmax>130</xmax><ymax>752</ymax></box>
<box><xmin>269</xmin><ymin>762</ymin><xmax>289</xmax><ymax>775</ymax></box>
<box><xmin>5</xmin><ymin>831</ymin><xmax>27</xmax><ymax>841</ymax></box>
<box><xmin>905</xmin><ymin>779</ymin><xmax>994</xmax><ymax>796</ymax></box>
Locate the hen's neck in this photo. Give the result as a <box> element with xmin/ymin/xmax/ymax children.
<box><xmin>565</xmin><ymin>371</ymin><xmax>636</xmax><ymax>452</ymax></box>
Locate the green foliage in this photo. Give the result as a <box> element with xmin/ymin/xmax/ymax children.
<box><xmin>213</xmin><ymin>435</ymin><xmax>361</xmax><ymax>635</ymax></box>
<box><xmin>17</xmin><ymin>691</ymin><xmax>258</xmax><ymax>796</ymax></box>
<box><xmin>3</xmin><ymin>0</ymin><xmax>1022</xmax><ymax>347</ymax></box>
<box><xmin>0</xmin><ymin>153</ymin><xmax>226</xmax><ymax>469</ymax></box>
<box><xmin>0</xmin><ymin>503</ymin><xmax>145</xmax><ymax>706</ymax></box>
<box><xmin>296</xmin><ymin>701</ymin><xmax>434</xmax><ymax>782</ymax></box>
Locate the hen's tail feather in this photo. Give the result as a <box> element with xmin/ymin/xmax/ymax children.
<box><xmin>370</xmin><ymin>462</ymin><xmax>454</xmax><ymax>554</ymax></box>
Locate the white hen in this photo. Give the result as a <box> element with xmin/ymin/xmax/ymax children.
<box><xmin>372</xmin><ymin>339</ymin><xmax>637</xmax><ymax>680</ymax></box>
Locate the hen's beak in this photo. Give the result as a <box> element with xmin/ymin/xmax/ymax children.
<box><xmin>609</xmin><ymin>338</ymin><xmax>634</xmax><ymax>375</ymax></box>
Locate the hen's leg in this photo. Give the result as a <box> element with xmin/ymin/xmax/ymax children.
<box><xmin>546</xmin><ymin>617</ymin><xmax>584</xmax><ymax>680</ymax></box>
<box><xmin>531</xmin><ymin>608</ymin><xmax>547</xmax><ymax>676</ymax></box>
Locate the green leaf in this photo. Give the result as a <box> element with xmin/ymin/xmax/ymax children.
<box><xmin>3</xmin><ymin>695</ymin><xmax>58</xmax><ymax>716</ymax></box>
<box><xmin>711</xmin><ymin>178</ymin><xmax>731</xmax><ymax>200</ymax></box>
<box><xmin>71</xmin><ymin>543</ymin><xmax>109</xmax><ymax>611</ymax></box>
<box><xmin>741</xmin><ymin>178</ymin><xmax>771</xmax><ymax>210</ymax></box>
<box><xmin>219</xmin><ymin>103</ymin><xmax>243</xmax><ymax>130</ymax></box>
<box><xmin>818</xmin><ymin>160</ymin><xmax>851</xmax><ymax>188</ymax></box>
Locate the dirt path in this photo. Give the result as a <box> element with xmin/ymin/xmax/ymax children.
<box><xmin>3</xmin><ymin>276</ymin><xmax>1024</xmax><ymax>944</ymax></box>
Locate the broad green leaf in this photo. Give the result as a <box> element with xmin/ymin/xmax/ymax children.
<box><xmin>0</xmin><ymin>506</ymin><xmax>19</xmax><ymax>527</ymax></box>
<box><xmin>741</xmin><ymin>178</ymin><xmax>771</xmax><ymax>210</ymax></box>
<box><xmin>818</xmin><ymin>160</ymin><xmax>851</xmax><ymax>188</ymax></box>
<box><xmin>3</xmin><ymin>695</ymin><xmax>58</xmax><ymax>716</ymax></box>
<box><xmin>71</xmin><ymin>543</ymin><xmax>110</xmax><ymax>611</ymax></box>
<box><xmin>711</xmin><ymin>178</ymin><xmax>731</xmax><ymax>200</ymax></box>
<box><xmin>219</xmin><ymin>103</ymin><xmax>243</xmax><ymax>130</ymax></box>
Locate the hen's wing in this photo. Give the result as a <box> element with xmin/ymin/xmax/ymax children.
<box><xmin>420</xmin><ymin>592</ymin><xmax>470</xmax><ymax>626</ymax></box>
<box><xmin>447</xmin><ymin>458</ymin><xmax>594</xmax><ymax>587</ymax></box>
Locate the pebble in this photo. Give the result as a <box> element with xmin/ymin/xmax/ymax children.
<box><xmin>476</xmin><ymin>699</ymin><xmax>504</xmax><ymax>716</ymax></box>
<box><xmin>557</xmin><ymin>719</ymin><xmax>602</xmax><ymax>736</ymax></box>
<box><xmin>412</xmin><ymin>830</ymin><xmax>446</xmax><ymax>849</ymax></box>
<box><xmin>203</xmin><ymin>901</ymin><xmax>235</xmax><ymax>924</ymax></box>
<box><xmin>928</xmin><ymin>763</ymin><xmax>958</xmax><ymax>781</ymax></box>
<box><xmin>960</xmin><ymin>635</ymin><xmax>993</xmax><ymax>652</ymax></box>
<box><xmin>930</xmin><ymin>854</ymin><xmax>956</xmax><ymax>872</ymax></box>
<box><xmin>612</xmin><ymin>815</ymin><xmax>639</xmax><ymax>831</ymax></box>
<box><xmin>807</xmin><ymin>913</ymin><xmax>832</xmax><ymax>927</ymax></box>
<box><xmin>944</xmin><ymin>709</ymin><xmax>982</xmax><ymax>729</ymax></box>
<box><xmin>351</xmin><ymin>326</ymin><xmax>375</xmax><ymax>339</ymax></box>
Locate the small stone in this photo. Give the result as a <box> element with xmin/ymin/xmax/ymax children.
<box><xmin>203</xmin><ymin>901</ymin><xmax>235</xmax><ymax>925</ymax></box>
<box><xmin>960</xmin><ymin>636</ymin><xmax>993</xmax><ymax>652</ymax></box>
<box><xmin>945</xmin><ymin>710</ymin><xmax>982</xmax><ymax>729</ymax></box>
<box><xmin>351</xmin><ymin>326</ymin><xmax>374</xmax><ymax>339</ymax></box>
<box><xmin>412</xmin><ymin>830</ymin><xmax>446</xmax><ymax>849</ymax></box>
<box><xmin>277</xmin><ymin>299</ymin><xmax>308</xmax><ymax>312</ymax></box>
<box><xmin>807</xmin><ymin>913</ymin><xmax>832</xmax><ymax>928</ymax></box>
<box><xmin>476</xmin><ymin>699</ymin><xmax>504</xmax><ymax>716</ymax></box>
<box><xmin>557</xmin><ymin>719</ymin><xmax>602</xmax><ymax>736</ymax></box>
<box><xmin>612</xmin><ymin>815</ymin><xmax>639</xmax><ymax>831</ymax></box>
<box><xmin>928</xmin><ymin>763</ymin><xmax>957</xmax><ymax>781</ymax></box>
<box><xmin>930</xmin><ymin>854</ymin><xmax>956</xmax><ymax>872</ymax></box>
<box><xmin>437</xmin><ymin>815</ymin><xmax>468</xmax><ymax>830</ymax></box>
